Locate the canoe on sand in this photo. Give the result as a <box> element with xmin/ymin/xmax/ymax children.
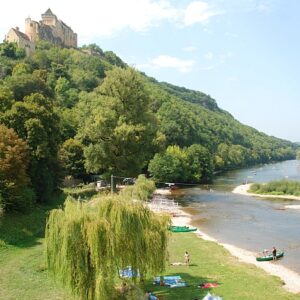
<box><xmin>169</xmin><ymin>226</ymin><xmax>197</xmax><ymax>233</ymax></box>
<box><xmin>256</xmin><ymin>251</ymin><xmax>284</xmax><ymax>261</ymax></box>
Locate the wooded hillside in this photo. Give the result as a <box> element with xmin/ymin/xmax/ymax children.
<box><xmin>0</xmin><ymin>41</ymin><xmax>296</xmax><ymax>210</ymax></box>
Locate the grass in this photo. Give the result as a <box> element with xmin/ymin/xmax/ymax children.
<box><xmin>63</xmin><ymin>183</ymin><xmax>98</xmax><ymax>199</ymax></box>
<box><xmin>143</xmin><ymin>233</ymin><xmax>300</xmax><ymax>300</ymax></box>
<box><xmin>249</xmin><ymin>180</ymin><xmax>300</xmax><ymax>196</ymax></box>
<box><xmin>1</xmin><ymin>196</ymin><xmax>300</xmax><ymax>300</ymax></box>
<box><xmin>0</xmin><ymin>194</ymin><xmax>75</xmax><ymax>300</ymax></box>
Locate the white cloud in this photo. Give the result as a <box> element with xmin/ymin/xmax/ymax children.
<box><xmin>204</xmin><ymin>52</ymin><xmax>213</xmax><ymax>60</ymax></box>
<box><xmin>0</xmin><ymin>0</ymin><xmax>220</xmax><ymax>42</ymax></box>
<box><xmin>138</xmin><ymin>55</ymin><xmax>195</xmax><ymax>73</ymax></box>
<box><xmin>183</xmin><ymin>1</ymin><xmax>220</xmax><ymax>26</ymax></box>
<box><xmin>182</xmin><ymin>46</ymin><xmax>197</xmax><ymax>52</ymax></box>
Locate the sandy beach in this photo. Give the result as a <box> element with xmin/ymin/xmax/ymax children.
<box><xmin>151</xmin><ymin>188</ymin><xmax>300</xmax><ymax>294</ymax></box>
<box><xmin>174</xmin><ymin>208</ymin><xmax>300</xmax><ymax>294</ymax></box>
<box><xmin>285</xmin><ymin>205</ymin><xmax>300</xmax><ymax>210</ymax></box>
<box><xmin>233</xmin><ymin>183</ymin><xmax>300</xmax><ymax>201</ymax></box>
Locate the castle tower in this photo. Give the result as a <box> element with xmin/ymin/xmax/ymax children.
<box><xmin>25</xmin><ymin>17</ymin><xmax>39</xmax><ymax>42</ymax></box>
<box><xmin>41</xmin><ymin>8</ymin><xmax>57</xmax><ymax>26</ymax></box>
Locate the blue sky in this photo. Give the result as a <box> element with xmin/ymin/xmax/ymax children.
<box><xmin>1</xmin><ymin>0</ymin><xmax>299</xmax><ymax>141</ymax></box>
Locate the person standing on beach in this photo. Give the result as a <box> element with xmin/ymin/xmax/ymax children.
<box><xmin>184</xmin><ymin>251</ymin><xmax>190</xmax><ymax>266</ymax></box>
<box><xmin>272</xmin><ymin>247</ymin><xmax>277</xmax><ymax>261</ymax></box>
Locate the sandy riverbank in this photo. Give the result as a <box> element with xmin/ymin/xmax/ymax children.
<box><xmin>172</xmin><ymin>207</ymin><xmax>300</xmax><ymax>294</ymax></box>
<box><xmin>233</xmin><ymin>183</ymin><xmax>300</xmax><ymax>201</ymax></box>
<box><xmin>151</xmin><ymin>188</ymin><xmax>300</xmax><ymax>293</ymax></box>
<box><xmin>285</xmin><ymin>205</ymin><xmax>300</xmax><ymax>210</ymax></box>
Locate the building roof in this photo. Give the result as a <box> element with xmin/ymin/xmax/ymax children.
<box><xmin>12</xmin><ymin>28</ymin><xmax>30</xmax><ymax>41</ymax></box>
<box><xmin>43</xmin><ymin>8</ymin><xmax>55</xmax><ymax>16</ymax></box>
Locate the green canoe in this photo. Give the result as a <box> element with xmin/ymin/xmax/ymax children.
<box><xmin>256</xmin><ymin>251</ymin><xmax>284</xmax><ymax>262</ymax></box>
<box><xmin>169</xmin><ymin>226</ymin><xmax>197</xmax><ymax>233</ymax></box>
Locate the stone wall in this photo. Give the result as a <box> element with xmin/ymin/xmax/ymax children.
<box><xmin>5</xmin><ymin>28</ymin><xmax>35</xmax><ymax>56</ymax></box>
<box><xmin>24</xmin><ymin>10</ymin><xmax>77</xmax><ymax>48</ymax></box>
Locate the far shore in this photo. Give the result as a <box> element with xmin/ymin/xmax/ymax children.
<box><xmin>233</xmin><ymin>183</ymin><xmax>300</xmax><ymax>202</ymax></box>
<box><xmin>152</xmin><ymin>188</ymin><xmax>300</xmax><ymax>294</ymax></box>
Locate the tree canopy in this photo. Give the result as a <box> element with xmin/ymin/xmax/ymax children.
<box><xmin>0</xmin><ymin>40</ymin><xmax>297</xmax><ymax>210</ymax></box>
<box><xmin>0</xmin><ymin>124</ymin><xmax>34</xmax><ymax>211</ymax></box>
<box><xmin>46</xmin><ymin>181</ymin><xmax>169</xmax><ymax>300</ymax></box>
<box><xmin>80</xmin><ymin>67</ymin><xmax>160</xmax><ymax>177</ymax></box>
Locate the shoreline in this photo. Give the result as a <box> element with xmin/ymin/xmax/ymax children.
<box><xmin>233</xmin><ymin>183</ymin><xmax>300</xmax><ymax>201</ymax></box>
<box><xmin>173</xmin><ymin>207</ymin><xmax>300</xmax><ymax>294</ymax></box>
<box><xmin>152</xmin><ymin>188</ymin><xmax>300</xmax><ymax>294</ymax></box>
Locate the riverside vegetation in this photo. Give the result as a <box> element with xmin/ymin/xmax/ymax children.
<box><xmin>249</xmin><ymin>180</ymin><xmax>300</xmax><ymax>196</ymax></box>
<box><xmin>46</xmin><ymin>176</ymin><xmax>170</xmax><ymax>300</ymax></box>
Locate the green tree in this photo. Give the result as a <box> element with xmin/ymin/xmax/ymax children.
<box><xmin>80</xmin><ymin>43</ymin><xmax>105</xmax><ymax>56</ymax></box>
<box><xmin>104</xmin><ymin>51</ymin><xmax>127</xmax><ymax>68</ymax></box>
<box><xmin>12</xmin><ymin>62</ymin><xmax>32</xmax><ymax>76</ymax></box>
<box><xmin>69</xmin><ymin>68</ymin><xmax>99</xmax><ymax>91</ymax></box>
<box><xmin>149</xmin><ymin>144</ymin><xmax>214</xmax><ymax>183</ymax></box>
<box><xmin>186</xmin><ymin>144</ymin><xmax>214</xmax><ymax>183</ymax></box>
<box><xmin>55</xmin><ymin>77</ymin><xmax>78</xmax><ymax>108</ymax></box>
<box><xmin>0</xmin><ymin>42</ymin><xmax>17</xmax><ymax>58</ymax></box>
<box><xmin>81</xmin><ymin>67</ymin><xmax>159</xmax><ymax>177</ymax></box>
<box><xmin>0</xmin><ymin>86</ymin><xmax>14</xmax><ymax>112</ymax></box>
<box><xmin>46</xmin><ymin>184</ymin><xmax>169</xmax><ymax>300</ymax></box>
<box><xmin>59</xmin><ymin>138</ymin><xmax>85</xmax><ymax>179</ymax></box>
<box><xmin>148</xmin><ymin>145</ymin><xmax>189</xmax><ymax>183</ymax></box>
<box><xmin>1</xmin><ymin>93</ymin><xmax>60</xmax><ymax>202</ymax></box>
<box><xmin>4</xmin><ymin>73</ymin><xmax>52</xmax><ymax>101</ymax></box>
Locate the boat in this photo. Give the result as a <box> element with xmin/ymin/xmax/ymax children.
<box><xmin>169</xmin><ymin>226</ymin><xmax>197</xmax><ymax>233</ymax></box>
<box><xmin>256</xmin><ymin>251</ymin><xmax>284</xmax><ymax>261</ymax></box>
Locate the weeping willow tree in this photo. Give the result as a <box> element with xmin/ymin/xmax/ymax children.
<box><xmin>45</xmin><ymin>182</ymin><xmax>169</xmax><ymax>300</ymax></box>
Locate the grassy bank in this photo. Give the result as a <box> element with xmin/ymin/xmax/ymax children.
<box><xmin>144</xmin><ymin>233</ymin><xmax>300</xmax><ymax>300</ymax></box>
<box><xmin>249</xmin><ymin>180</ymin><xmax>300</xmax><ymax>196</ymax></box>
<box><xmin>1</xmin><ymin>199</ymin><xmax>299</xmax><ymax>300</ymax></box>
<box><xmin>0</xmin><ymin>195</ymin><xmax>74</xmax><ymax>300</ymax></box>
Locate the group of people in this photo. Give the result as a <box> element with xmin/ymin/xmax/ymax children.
<box><xmin>144</xmin><ymin>251</ymin><xmax>191</xmax><ymax>299</ymax></box>
<box><xmin>263</xmin><ymin>246</ymin><xmax>277</xmax><ymax>261</ymax></box>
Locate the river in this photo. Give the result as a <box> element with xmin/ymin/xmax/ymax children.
<box><xmin>174</xmin><ymin>160</ymin><xmax>300</xmax><ymax>274</ymax></box>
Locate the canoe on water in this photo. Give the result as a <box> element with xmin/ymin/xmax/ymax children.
<box><xmin>256</xmin><ymin>251</ymin><xmax>284</xmax><ymax>262</ymax></box>
<box><xmin>169</xmin><ymin>226</ymin><xmax>197</xmax><ymax>233</ymax></box>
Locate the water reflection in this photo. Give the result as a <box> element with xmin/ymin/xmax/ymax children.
<box><xmin>174</xmin><ymin>160</ymin><xmax>300</xmax><ymax>273</ymax></box>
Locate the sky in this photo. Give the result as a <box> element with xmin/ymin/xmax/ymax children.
<box><xmin>1</xmin><ymin>0</ymin><xmax>299</xmax><ymax>142</ymax></box>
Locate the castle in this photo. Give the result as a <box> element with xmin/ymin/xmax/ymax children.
<box><xmin>5</xmin><ymin>9</ymin><xmax>77</xmax><ymax>56</ymax></box>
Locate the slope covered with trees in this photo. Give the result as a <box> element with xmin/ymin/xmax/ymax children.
<box><xmin>0</xmin><ymin>41</ymin><xmax>297</xmax><ymax>210</ymax></box>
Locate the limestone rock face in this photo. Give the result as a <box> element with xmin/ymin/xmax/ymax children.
<box><xmin>39</xmin><ymin>25</ymin><xmax>64</xmax><ymax>46</ymax></box>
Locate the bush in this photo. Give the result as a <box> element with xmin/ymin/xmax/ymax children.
<box><xmin>120</xmin><ymin>175</ymin><xmax>156</xmax><ymax>201</ymax></box>
<box><xmin>63</xmin><ymin>183</ymin><xmax>97</xmax><ymax>200</ymax></box>
<box><xmin>249</xmin><ymin>180</ymin><xmax>300</xmax><ymax>196</ymax></box>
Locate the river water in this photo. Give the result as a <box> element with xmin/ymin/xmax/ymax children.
<box><xmin>175</xmin><ymin>160</ymin><xmax>300</xmax><ymax>274</ymax></box>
